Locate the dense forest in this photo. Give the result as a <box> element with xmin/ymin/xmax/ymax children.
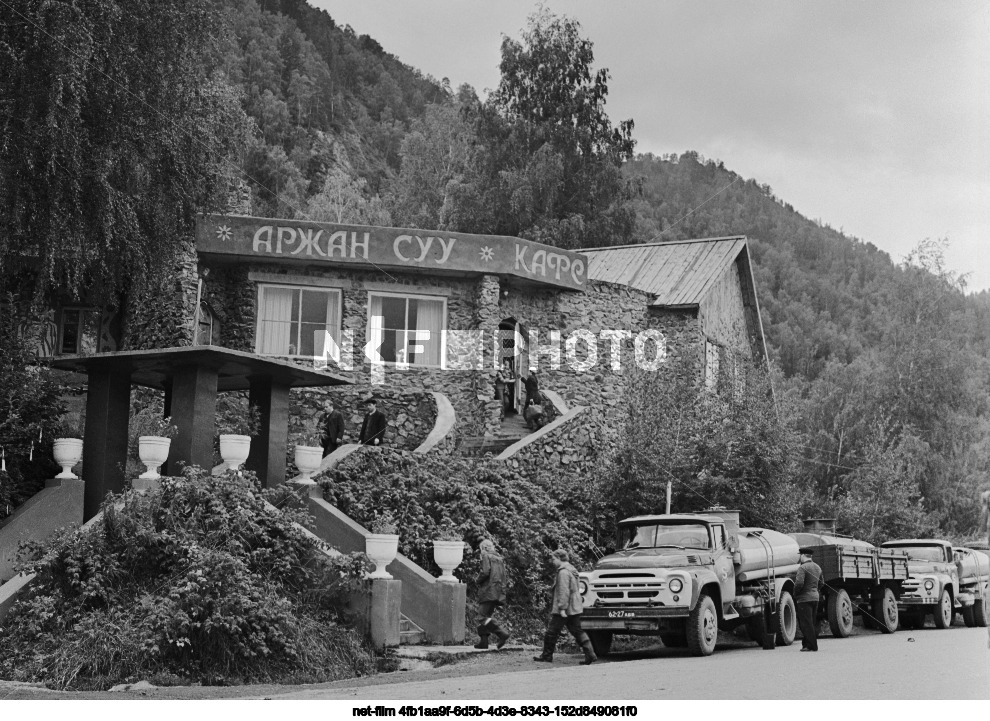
<box><xmin>2</xmin><ymin>0</ymin><xmax>987</xmax><ymax>543</ymax></box>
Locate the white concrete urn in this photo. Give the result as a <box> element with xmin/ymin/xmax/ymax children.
<box><xmin>365</xmin><ymin>534</ymin><xmax>399</xmax><ymax>579</ymax></box>
<box><xmin>138</xmin><ymin>436</ymin><xmax>172</xmax><ymax>479</ymax></box>
<box><xmin>219</xmin><ymin>434</ymin><xmax>251</xmax><ymax>471</ymax></box>
<box><xmin>53</xmin><ymin>438</ymin><xmax>83</xmax><ymax>479</ymax></box>
<box><xmin>432</xmin><ymin>540</ymin><xmax>465</xmax><ymax>583</ymax></box>
<box><xmin>293</xmin><ymin>444</ymin><xmax>324</xmax><ymax>481</ymax></box>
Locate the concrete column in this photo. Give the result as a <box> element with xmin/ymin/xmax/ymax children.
<box><xmin>350</xmin><ymin>578</ymin><xmax>401</xmax><ymax>648</ymax></box>
<box><xmin>427</xmin><ymin>581</ymin><xmax>467</xmax><ymax>645</ymax></box>
<box><xmin>247</xmin><ymin>377</ymin><xmax>290</xmax><ymax>488</ymax></box>
<box><xmin>82</xmin><ymin>368</ymin><xmax>132</xmax><ymax>520</ymax></box>
<box><xmin>166</xmin><ymin>364</ymin><xmax>219</xmax><ymax>476</ymax></box>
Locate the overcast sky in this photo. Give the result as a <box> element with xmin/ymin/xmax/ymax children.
<box><xmin>315</xmin><ymin>1</ymin><xmax>990</xmax><ymax>292</ymax></box>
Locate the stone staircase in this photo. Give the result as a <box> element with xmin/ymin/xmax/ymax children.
<box><xmin>400</xmin><ymin>616</ymin><xmax>426</xmax><ymax>644</ymax></box>
<box><xmin>458</xmin><ymin>412</ymin><xmax>530</xmax><ymax>457</ymax></box>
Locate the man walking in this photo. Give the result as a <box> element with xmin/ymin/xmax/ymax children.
<box><xmin>473</xmin><ymin>539</ymin><xmax>511</xmax><ymax>650</ymax></box>
<box><xmin>358</xmin><ymin>397</ymin><xmax>387</xmax><ymax>446</ymax></box>
<box><xmin>795</xmin><ymin>548</ymin><xmax>824</xmax><ymax>652</ymax></box>
<box><xmin>533</xmin><ymin>549</ymin><xmax>596</xmax><ymax>665</ymax></box>
<box><xmin>321</xmin><ymin>400</ymin><xmax>345</xmax><ymax>456</ymax></box>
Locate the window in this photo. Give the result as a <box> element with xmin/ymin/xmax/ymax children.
<box><xmin>256</xmin><ymin>284</ymin><xmax>341</xmax><ymax>357</ymax></box>
<box><xmin>195</xmin><ymin>302</ymin><xmax>219</xmax><ymax>346</ymax></box>
<box><xmin>368</xmin><ymin>292</ymin><xmax>445</xmax><ymax>367</ymax></box>
<box><xmin>704</xmin><ymin>340</ymin><xmax>720</xmax><ymax>390</ymax></box>
<box><xmin>713</xmin><ymin>525</ymin><xmax>726</xmax><ymax>550</ymax></box>
<box><xmin>58</xmin><ymin>308</ymin><xmax>101</xmax><ymax>355</ymax></box>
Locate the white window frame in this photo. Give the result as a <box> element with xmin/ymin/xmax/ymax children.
<box><xmin>255</xmin><ymin>283</ymin><xmax>342</xmax><ymax>359</ymax></box>
<box><xmin>366</xmin><ymin>290</ymin><xmax>447</xmax><ymax>369</ymax></box>
<box><xmin>57</xmin><ymin>306</ymin><xmax>102</xmax><ymax>355</ymax></box>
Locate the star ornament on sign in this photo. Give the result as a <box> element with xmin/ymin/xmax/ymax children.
<box><xmin>479</xmin><ymin>246</ymin><xmax>495</xmax><ymax>262</ymax></box>
<box><xmin>216</xmin><ymin>224</ymin><xmax>232</xmax><ymax>242</ymax></box>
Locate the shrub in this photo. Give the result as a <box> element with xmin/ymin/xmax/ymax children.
<box><xmin>0</xmin><ymin>467</ymin><xmax>375</xmax><ymax>690</ymax></box>
<box><xmin>319</xmin><ymin>449</ymin><xmax>596</xmax><ymax>636</ymax></box>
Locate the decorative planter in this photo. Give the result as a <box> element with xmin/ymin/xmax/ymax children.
<box><xmin>294</xmin><ymin>444</ymin><xmax>324</xmax><ymax>481</ymax></box>
<box><xmin>138</xmin><ymin>436</ymin><xmax>172</xmax><ymax>479</ymax></box>
<box><xmin>365</xmin><ymin>533</ymin><xmax>399</xmax><ymax>579</ymax></box>
<box><xmin>53</xmin><ymin>438</ymin><xmax>83</xmax><ymax>479</ymax></box>
<box><xmin>219</xmin><ymin>434</ymin><xmax>251</xmax><ymax>471</ymax></box>
<box><xmin>433</xmin><ymin>540</ymin><xmax>465</xmax><ymax>583</ymax></box>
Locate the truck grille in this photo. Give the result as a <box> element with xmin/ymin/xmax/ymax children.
<box><xmin>591</xmin><ymin>578</ymin><xmax>665</xmax><ymax>603</ymax></box>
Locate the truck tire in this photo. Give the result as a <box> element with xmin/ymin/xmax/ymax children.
<box><xmin>872</xmin><ymin>587</ymin><xmax>899</xmax><ymax>634</ymax></box>
<box><xmin>660</xmin><ymin>631</ymin><xmax>687</xmax><ymax>648</ymax></box>
<box><xmin>900</xmin><ymin>611</ymin><xmax>924</xmax><ymax>630</ymax></box>
<box><xmin>588</xmin><ymin>631</ymin><xmax>612</xmax><ymax>657</ymax></box>
<box><xmin>827</xmin><ymin>589</ymin><xmax>854</xmax><ymax>638</ymax></box>
<box><xmin>974</xmin><ymin>592</ymin><xmax>988</xmax><ymax>628</ymax></box>
<box><xmin>686</xmin><ymin>593</ymin><xmax>718</xmax><ymax>657</ymax></box>
<box><xmin>932</xmin><ymin>588</ymin><xmax>953</xmax><ymax>629</ymax></box>
<box><xmin>775</xmin><ymin>590</ymin><xmax>797</xmax><ymax>646</ymax></box>
<box><xmin>962</xmin><ymin>605</ymin><xmax>976</xmax><ymax>627</ymax></box>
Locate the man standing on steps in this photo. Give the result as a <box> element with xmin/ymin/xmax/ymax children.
<box><xmin>473</xmin><ymin>539</ymin><xmax>510</xmax><ymax>650</ymax></box>
<box><xmin>795</xmin><ymin>548</ymin><xmax>824</xmax><ymax>652</ymax></box>
<box><xmin>321</xmin><ymin>400</ymin><xmax>345</xmax><ymax>457</ymax></box>
<box><xmin>533</xmin><ymin>549</ymin><xmax>596</xmax><ymax>665</ymax></box>
<box><xmin>358</xmin><ymin>397</ymin><xmax>387</xmax><ymax>446</ymax></box>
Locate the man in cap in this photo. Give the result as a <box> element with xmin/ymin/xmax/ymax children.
<box><xmin>533</xmin><ymin>549</ymin><xmax>596</xmax><ymax>665</ymax></box>
<box><xmin>795</xmin><ymin>547</ymin><xmax>824</xmax><ymax>652</ymax></box>
<box><xmin>358</xmin><ymin>397</ymin><xmax>387</xmax><ymax>446</ymax></box>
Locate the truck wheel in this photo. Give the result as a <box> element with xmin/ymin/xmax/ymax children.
<box><xmin>588</xmin><ymin>631</ymin><xmax>612</xmax><ymax>657</ymax></box>
<box><xmin>686</xmin><ymin>593</ymin><xmax>718</xmax><ymax>656</ymax></box>
<box><xmin>827</xmin><ymin>589</ymin><xmax>854</xmax><ymax>638</ymax></box>
<box><xmin>775</xmin><ymin>590</ymin><xmax>797</xmax><ymax>646</ymax></box>
<box><xmin>932</xmin><ymin>588</ymin><xmax>953</xmax><ymax>629</ymax></box>
<box><xmin>962</xmin><ymin>605</ymin><xmax>976</xmax><ymax>627</ymax></box>
<box><xmin>872</xmin><ymin>587</ymin><xmax>899</xmax><ymax>634</ymax></box>
<box><xmin>974</xmin><ymin>592</ymin><xmax>988</xmax><ymax>628</ymax></box>
<box><xmin>660</xmin><ymin>631</ymin><xmax>687</xmax><ymax>648</ymax></box>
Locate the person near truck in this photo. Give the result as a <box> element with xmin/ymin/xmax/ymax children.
<box><xmin>533</xmin><ymin>549</ymin><xmax>597</xmax><ymax>665</ymax></box>
<box><xmin>795</xmin><ymin>548</ymin><xmax>824</xmax><ymax>652</ymax></box>
<box><xmin>473</xmin><ymin>539</ymin><xmax>511</xmax><ymax>650</ymax></box>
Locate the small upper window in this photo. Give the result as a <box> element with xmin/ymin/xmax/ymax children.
<box><xmin>195</xmin><ymin>302</ymin><xmax>220</xmax><ymax>346</ymax></box>
<box><xmin>58</xmin><ymin>308</ymin><xmax>101</xmax><ymax>355</ymax></box>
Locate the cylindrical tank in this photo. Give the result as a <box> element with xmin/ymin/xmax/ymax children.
<box><xmin>736</xmin><ymin>528</ymin><xmax>800</xmax><ymax>575</ymax></box>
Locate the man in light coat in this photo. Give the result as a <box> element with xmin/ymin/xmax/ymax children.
<box><xmin>533</xmin><ymin>549</ymin><xmax>596</xmax><ymax>665</ymax></box>
<box><xmin>473</xmin><ymin>539</ymin><xmax>511</xmax><ymax>649</ymax></box>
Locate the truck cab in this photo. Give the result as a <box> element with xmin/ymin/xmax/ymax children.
<box><xmin>880</xmin><ymin>539</ymin><xmax>960</xmax><ymax>629</ymax></box>
<box><xmin>579</xmin><ymin>511</ymin><xmax>799</xmax><ymax>657</ymax></box>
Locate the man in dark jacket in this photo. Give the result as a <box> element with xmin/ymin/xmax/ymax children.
<box><xmin>358</xmin><ymin>398</ymin><xmax>387</xmax><ymax>446</ymax></box>
<box><xmin>795</xmin><ymin>548</ymin><xmax>824</xmax><ymax>651</ymax></box>
<box><xmin>524</xmin><ymin>371</ymin><xmax>541</xmax><ymax>407</ymax></box>
<box><xmin>321</xmin><ymin>401</ymin><xmax>345</xmax><ymax>456</ymax></box>
<box><xmin>533</xmin><ymin>549</ymin><xmax>596</xmax><ymax>665</ymax></box>
<box><xmin>473</xmin><ymin>539</ymin><xmax>510</xmax><ymax>649</ymax></box>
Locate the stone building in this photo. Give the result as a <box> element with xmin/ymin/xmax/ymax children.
<box><xmin>38</xmin><ymin>213</ymin><xmax>768</xmax><ymax>455</ymax></box>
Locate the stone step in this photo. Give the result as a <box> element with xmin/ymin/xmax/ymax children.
<box><xmin>399</xmin><ymin>615</ymin><xmax>426</xmax><ymax>645</ymax></box>
<box><xmin>458</xmin><ymin>436</ymin><xmax>520</xmax><ymax>457</ymax></box>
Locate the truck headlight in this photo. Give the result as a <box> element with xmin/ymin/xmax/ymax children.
<box><xmin>579</xmin><ymin>579</ymin><xmax>589</xmax><ymax>596</ymax></box>
<box><xmin>924</xmin><ymin>579</ymin><xmax>935</xmax><ymax>592</ymax></box>
<box><xmin>669</xmin><ymin>578</ymin><xmax>684</xmax><ymax>594</ymax></box>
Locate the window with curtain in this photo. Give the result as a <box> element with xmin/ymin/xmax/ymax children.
<box><xmin>58</xmin><ymin>308</ymin><xmax>101</xmax><ymax>355</ymax></box>
<box><xmin>256</xmin><ymin>284</ymin><xmax>341</xmax><ymax>357</ymax></box>
<box><xmin>368</xmin><ymin>293</ymin><xmax>445</xmax><ymax>367</ymax></box>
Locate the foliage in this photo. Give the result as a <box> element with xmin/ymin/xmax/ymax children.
<box><xmin>0</xmin><ymin>467</ymin><xmax>374</xmax><ymax>690</ymax></box>
<box><xmin>215</xmin><ymin>396</ymin><xmax>262</xmax><ymax>437</ymax></box>
<box><xmin>607</xmin><ymin>356</ymin><xmax>798</xmax><ymax>532</ymax></box>
<box><xmin>0</xmin><ymin>0</ymin><xmax>247</xmax><ymax>306</ymax></box>
<box><xmin>434</xmin><ymin>518</ymin><xmax>463</xmax><ymax>542</ymax></box>
<box><xmin>320</xmin><ymin>450</ymin><xmax>597</xmax><ymax>631</ymax></box>
<box><xmin>0</xmin><ymin>302</ymin><xmax>65</xmax><ymax>518</ymax></box>
<box><xmin>370</xmin><ymin>510</ymin><xmax>398</xmax><ymax>535</ymax></box>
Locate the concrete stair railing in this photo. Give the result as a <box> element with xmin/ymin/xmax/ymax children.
<box><xmin>1</xmin><ymin>478</ymin><xmax>85</xmax><ymax>584</ymax></box>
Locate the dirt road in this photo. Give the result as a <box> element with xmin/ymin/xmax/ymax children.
<box><xmin>255</xmin><ymin>626</ymin><xmax>990</xmax><ymax>701</ymax></box>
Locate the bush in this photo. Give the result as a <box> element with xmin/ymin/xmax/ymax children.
<box><xmin>0</xmin><ymin>467</ymin><xmax>375</xmax><ymax>690</ymax></box>
<box><xmin>319</xmin><ymin>449</ymin><xmax>596</xmax><ymax>636</ymax></box>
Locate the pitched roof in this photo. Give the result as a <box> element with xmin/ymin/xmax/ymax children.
<box><xmin>580</xmin><ymin>236</ymin><xmax>748</xmax><ymax>307</ymax></box>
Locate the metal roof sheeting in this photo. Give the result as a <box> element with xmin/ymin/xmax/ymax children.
<box><xmin>581</xmin><ymin>236</ymin><xmax>747</xmax><ymax>307</ymax></box>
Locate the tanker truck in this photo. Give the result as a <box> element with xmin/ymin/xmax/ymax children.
<box><xmin>578</xmin><ymin>509</ymin><xmax>800</xmax><ymax>657</ymax></box>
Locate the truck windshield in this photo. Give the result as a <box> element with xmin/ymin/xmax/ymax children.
<box><xmin>885</xmin><ymin>545</ymin><xmax>946</xmax><ymax>562</ymax></box>
<box><xmin>620</xmin><ymin>523</ymin><xmax>711</xmax><ymax>550</ymax></box>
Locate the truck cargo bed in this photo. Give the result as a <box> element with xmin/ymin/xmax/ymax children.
<box><xmin>808</xmin><ymin>545</ymin><xmax>910</xmax><ymax>583</ymax></box>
